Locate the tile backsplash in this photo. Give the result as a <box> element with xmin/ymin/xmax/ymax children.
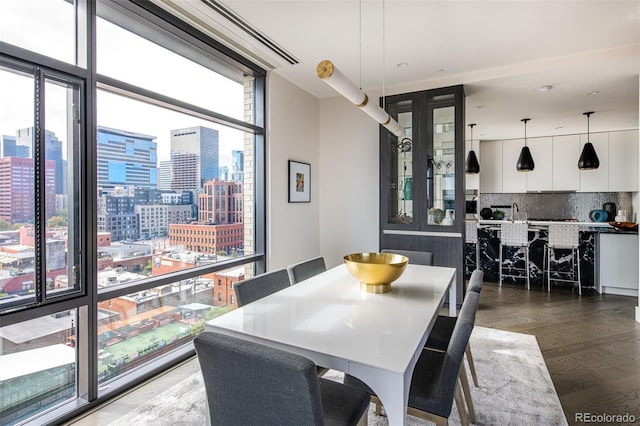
<box><xmin>479</xmin><ymin>192</ymin><xmax>634</xmax><ymax>222</ymax></box>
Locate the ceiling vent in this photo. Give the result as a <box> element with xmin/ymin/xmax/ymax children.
<box><xmin>151</xmin><ymin>0</ymin><xmax>299</xmax><ymax>70</ymax></box>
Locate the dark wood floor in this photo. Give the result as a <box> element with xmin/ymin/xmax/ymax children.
<box><xmin>475</xmin><ymin>281</ymin><xmax>640</xmax><ymax>426</ymax></box>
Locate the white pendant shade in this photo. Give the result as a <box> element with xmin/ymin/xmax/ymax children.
<box><xmin>317</xmin><ymin>60</ymin><xmax>403</xmax><ymax>137</ymax></box>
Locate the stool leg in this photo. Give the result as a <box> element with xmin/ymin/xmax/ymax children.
<box><xmin>576</xmin><ymin>247</ymin><xmax>582</xmax><ymax>296</ymax></box>
<box><xmin>547</xmin><ymin>247</ymin><xmax>552</xmax><ymax>292</ymax></box>
<box><xmin>476</xmin><ymin>241</ymin><xmax>480</xmax><ymax>272</ymax></box>
<box><xmin>525</xmin><ymin>246</ymin><xmax>530</xmax><ymax>290</ymax></box>
<box><xmin>499</xmin><ymin>244</ymin><xmax>503</xmax><ymax>286</ymax></box>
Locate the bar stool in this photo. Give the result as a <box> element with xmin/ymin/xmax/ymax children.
<box><xmin>544</xmin><ymin>223</ymin><xmax>581</xmax><ymax>295</ymax></box>
<box><xmin>499</xmin><ymin>222</ymin><xmax>531</xmax><ymax>289</ymax></box>
<box><xmin>464</xmin><ymin>221</ymin><xmax>480</xmax><ymax>276</ymax></box>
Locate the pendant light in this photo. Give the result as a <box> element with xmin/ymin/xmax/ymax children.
<box><xmin>578</xmin><ymin>111</ymin><xmax>600</xmax><ymax>170</ymax></box>
<box><xmin>465</xmin><ymin>123</ymin><xmax>480</xmax><ymax>174</ymax></box>
<box><xmin>516</xmin><ymin>118</ymin><xmax>534</xmax><ymax>172</ymax></box>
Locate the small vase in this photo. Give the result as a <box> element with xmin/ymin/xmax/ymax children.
<box><xmin>442</xmin><ymin>210</ymin><xmax>454</xmax><ymax>226</ymax></box>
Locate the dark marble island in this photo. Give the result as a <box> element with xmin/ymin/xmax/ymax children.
<box><xmin>464</xmin><ymin>221</ymin><xmax>603</xmax><ymax>290</ymax></box>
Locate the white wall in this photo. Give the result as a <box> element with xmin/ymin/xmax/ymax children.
<box><xmin>318</xmin><ymin>96</ymin><xmax>380</xmax><ymax>268</ymax></box>
<box><xmin>266</xmin><ymin>73</ymin><xmax>320</xmax><ymax>270</ymax></box>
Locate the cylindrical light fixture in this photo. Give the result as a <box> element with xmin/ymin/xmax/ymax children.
<box><xmin>578</xmin><ymin>111</ymin><xmax>600</xmax><ymax>170</ymax></box>
<box><xmin>465</xmin><ymin>123</ymin><xmax>480</xmax><ymax>174</ymax></box>
<box><xmin>516</xmin><ymin>118</ymin><xmax>535</xmax><ymax>172</ymax></box>
<box><xmin>316</xmin><ymin>60</ymin><xmax>403</xmax><ymax>137</ymax></box>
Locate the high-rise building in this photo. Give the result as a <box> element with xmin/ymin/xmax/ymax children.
<box><xmin>231</xmin><ymin>149</ymin><xmax>244</xmax><ymax>182</ymax></box>
<box><xmin>0</xmin><ymin>157</ymin><xmax>56</xmax><ymax>224</ymax></box>
<box><xmin>158</xmin><ymin>160</ymin><xmax>172</xmax><ymax>190</ymax></box>
<box><xmin>0</xmin><ymin>135</ymin><xmax>17</xmax><ymax>157</ymax></box>
<box><xmin>97</xmin><ymin>126</ymin><xmax>158</xmax><ymax>190</ymax></box>
<box><xmin>15</xmin><ymin>128</ymin><xmax>67</xmax><ymax>195</ymax></box>
<box><xmin>170</xmin><ymin>126</ymin><xmax>219</xmax><ymax>190</ymax></box>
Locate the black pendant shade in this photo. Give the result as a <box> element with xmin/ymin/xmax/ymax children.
<box><xmin>465</xmin><ymin>123</ymin><xmax>480</xmax><ymax>174</ymax></box>
<box><xmin>517</xmin><ymin>146</ymin><xmax>535</xmax><ymax>171</ymax></box>
<box><xmin>578</xmin><ymin>112</ymin><xmax>600</xmax><ymax>170</ymax></box>
<box><xmin>465</xmin><ymin>150</ymin><xmax>480</xmax><ymax>173</ymax></box>
<box><xmin>516</xmin><ymin>118</ymin><xmax>534</xmax><ymax>172</ymax></box>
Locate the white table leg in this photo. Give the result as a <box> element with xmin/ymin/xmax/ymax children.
<box><xmin>449</xmin><ymin>271</ymin><xmax>457</xmax><ymax>317</ymax></box>
<box><xmin>349</xmin><ymin>366</ymin><xmax>409</xmax><ymax>426</ymax></box>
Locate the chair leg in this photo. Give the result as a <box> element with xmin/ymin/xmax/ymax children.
<box><xmin>371</xmin><ymin>395</ymin><xmax>382</xmax><ymax>416</ymax></box>
<box><xmin>465</xmin><ymin>344</ymin><xmax>478</xmax><ymax>387</ymax></box>
<box><xmin>454</xmin><ymin>381</ymin><xmax>469</xmax><ymax>426</ymax></box>
<box><xmin>459</xmin><ymin>366</ymin><xmax>476</xmax><ymax>424</ymax></box>
<box><xmin>356</xmin><ymin>407</ymin><xmax>368</xmax><ymax>426</ymax></box>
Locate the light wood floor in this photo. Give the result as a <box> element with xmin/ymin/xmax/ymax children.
<box><xmin>476</xmin><ymin>282</ymin><xmax>640</xmax><ymax>426</ymax></box>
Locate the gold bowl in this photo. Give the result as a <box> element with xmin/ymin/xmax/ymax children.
<box><xmin>343</xmin><ymin>252</ymin><xmax>409</xmax><ymax>294</ymax></box>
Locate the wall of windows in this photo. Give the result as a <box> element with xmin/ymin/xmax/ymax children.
<box><xmin>0</xmin><ymin>0</ymin><xmax>266</xmax><ymax>424</ymax></box>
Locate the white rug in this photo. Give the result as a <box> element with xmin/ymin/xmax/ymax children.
<box><xmin>108</xmin><ymin>327</ymin><xmax>567</xmax><ymax>426</ymax></box>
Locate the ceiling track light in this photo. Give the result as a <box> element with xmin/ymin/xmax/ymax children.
<box><xmin>578</xmin><ymin>111</ymin><xmax>600</xmax><ymax>170</ymax></box>
<box><xmin>316</xmin><ymin>60</ymin><xmax>403</xmax><ymax>137</ymax></box>
<box><xmin>516</xmin><ymin>118</ymin><xmax>535</xmax><ymax>172</ymax></box>
<box><xmin>465</xmin><ymin>123</ymin><xmax>480</xmax><ymax>174</ymax></box>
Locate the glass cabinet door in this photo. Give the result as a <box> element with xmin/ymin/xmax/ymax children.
<box><xmin>427</xmin><ymin>103</ymin><xmax>456</xmax><ymax>226</ymax></box>
<box><xmin>385</xmin><ymin>99</ymin><xmax>414</xmax><ymax>225</ymax></box>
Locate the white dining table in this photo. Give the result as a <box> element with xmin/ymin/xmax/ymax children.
<box><xmin>205</xmin><ymin>263</ymin><xmax>457</xmax><ymax>426</ymax></box>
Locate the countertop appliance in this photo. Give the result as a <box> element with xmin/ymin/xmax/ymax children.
<box><xmin>589</xmin><ymin>209</ymin><xmax>609</xmax><ymax>222</ymax></box>
<box><xmin>603</xmin><ymin>202</ymin><xmax>617</xmax><ymax>222</ymax></box>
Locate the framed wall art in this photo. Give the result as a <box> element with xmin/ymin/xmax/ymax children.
<box><xmin>288</xmin><ymin>160</ymin><xmax>310</xmax><ymax>203</ymax></box>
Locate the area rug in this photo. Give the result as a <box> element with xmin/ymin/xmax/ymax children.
<box><xmin>107</xmin><ymin>327</ymin><xmax>567</xmax><ymax>426</ymax></box>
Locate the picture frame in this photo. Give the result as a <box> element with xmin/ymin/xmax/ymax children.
<box><xmin>288</xmin><ymin>160</ymin><xmax>311</xmax><ymax>203</ymax></box>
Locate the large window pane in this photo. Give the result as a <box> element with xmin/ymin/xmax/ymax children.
<box><xmin>97</xmin><ymin>266</ymin><xmax>244</xmax><ymax>385</ymax></box>
<box><xmin>97</xmin><ymin>90</ymin><xmax>253</xmax><ymax>280</ymax></box>
<box><xmin>0</xmin><ymin>67</ymin><xmax>36</xmax><ymax>308</ymax></box>
<box><xmin>97</xmin><ymin>18</ymin><xmax>246</xmax><ymax>122</ymax></box>
<box><xmin>0</xmin><ymin>64</ymin><xmax>82</xmax><ymax>312</ymax></box>
<box><xmin>0</xmin><ymin>309</ymin><xmax>77</xmax><ymax>425</ymax></box>
<box><xmin>45</xmin><ymin>78</ymin><xmax>80</xmax><ymax>298</ymax></box>
<box><xmin>0</xmin><ymin>0</ymin><xmax>76</xmax><ymax>65</ymax></box>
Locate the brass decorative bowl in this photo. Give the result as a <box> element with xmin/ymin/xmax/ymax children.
<box><xmin>343</xmin><ymin>252</ymin><xmax>409</xmax><ymax>294</ymax></box>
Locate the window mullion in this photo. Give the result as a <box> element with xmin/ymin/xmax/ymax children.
<box><xmin>34</xmin><ymin>67</ymin><xmax>46</xmax><ymax>305</ymax></box>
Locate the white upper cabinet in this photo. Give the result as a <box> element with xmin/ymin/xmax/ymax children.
<box><xmin>526</xmin><ymin>137</ymin><xmax>553</xmax><ymax>191</ymax></box>
<box><xmin>479</xmin><ymin>140</ymin><xmax>502</xmax><ymax>193</ymax></box>
<box><xmin>608</xmin><ymin>129</ymin><xmax>639</xmax><ymax>192</ymax></box>
<box><xmin>479</xmin><ymin>130</ymin><xmax>637</xmax><ymax>194</ymax></box>
<box><xmin>465</xmin><ymin>138</ymin><xmax>480</xmax><ymax>190</ymax></box>
<box><xmin>502</xmin><ymin>139</ymin><xmax>527</xmax><ymax>193</ymax></box>
<box><xmin>578</xmin><ymin>132</ymin><xmax>609</xmax><ymax>192</ymax></box>
<box><xmin>552</xmin><ymin>135</ymin><xmax>580</xmax><ymax>191</ymax></box>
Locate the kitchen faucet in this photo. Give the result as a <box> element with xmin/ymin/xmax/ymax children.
<box><xmin>510</xmin><ymin>203</ymin><xmax>519</xmax><ymax>221</ymax></box>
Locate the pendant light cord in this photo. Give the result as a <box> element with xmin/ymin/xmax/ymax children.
<box><xmin>382</xmin><ymin>0</ymin><xmax>386</xmax><ymax>110</ymax></box>
<box><xmin>359</xmin><ymin>0</ymin><xmax>362</xmax><ymax>90</ymax></box>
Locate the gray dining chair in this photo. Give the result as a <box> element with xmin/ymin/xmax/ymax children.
<box><xmin>194</xmin><ymin>331</ymin><xmax>370</xmax><ymax>426</ymax></box>
<box><xmin>344</xmin><ymin>291</ymin><xmax>480</xmax><ymax>426</ymax></box>
<box><xmin>287</xmin><ymin>256</ymin><xmax>327</xmax><ymax>284</ymax></box>
<box><xmin>380</xmin><ymin>249</ymin><xmax>433</xmax><ymax>266</ymax></box>
<box><xmin>426</xmin><ymin>271</ymin><xmax>483</xmax><ymax>389</ymax></box>
<box><xmin>234</xmin><ymin>268</ymin><xmax>290</xmax><ymax>307</ymax></box>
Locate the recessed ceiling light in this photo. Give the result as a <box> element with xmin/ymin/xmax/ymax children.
<box><xmin>536</xmin><ymin>85</ymin><xmax>552</xmax><ymax>93</ymax></box>
<box><xmin>436</xmin><ymin>68</ymin><xmax>445</xmax><ymax>73</ymax></box>
<box><xmin>585</xmin><ymin>90</ymin><xmax>600</xmax><ymax>96</ymax></box>
<box><xmin>555</xmin><ymin>126</ymin><xmax>564</xmax><ymax>130</ymax></box>
<box><xmin>395</xmin><ymin>61</ymin><xmax>408</xmax><ymax>68</ymax></box>
<box><xmin>476</xmin><ymin>104</ymin><xmax>487</xmax><ymax>109</ymax></box>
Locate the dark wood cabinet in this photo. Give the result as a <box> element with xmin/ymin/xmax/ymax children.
<box><xmin>380</xmin><ymin>85</ymin><xmax>466</xmax><ymax>303</ymax></box>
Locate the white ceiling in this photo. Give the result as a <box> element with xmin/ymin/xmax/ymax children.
<box><xmin>168</xmin><ymin>0</ymin><xmax>640</xmax><ymax>141</ymax></box>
